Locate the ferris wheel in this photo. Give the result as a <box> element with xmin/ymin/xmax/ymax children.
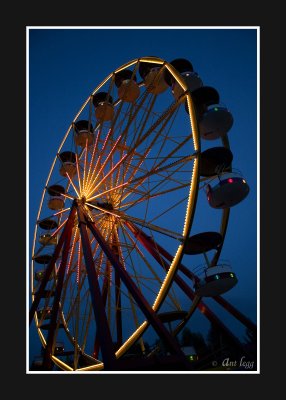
<box><xmin>29</xmin><ymin>56</ymin><xmax>250</xmax><ymax>371</ymax></box>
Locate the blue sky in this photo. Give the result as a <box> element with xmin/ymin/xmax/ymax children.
<box><xmin>28</xmin><ymin>27</ymin><xmax>258</xmax><ymax>368</ymax></box>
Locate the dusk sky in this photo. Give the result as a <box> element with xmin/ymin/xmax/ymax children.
<box><xmin>28</xmin><ymin>27</ymin><xmax>258</xmax><ymax>369</ymax></box>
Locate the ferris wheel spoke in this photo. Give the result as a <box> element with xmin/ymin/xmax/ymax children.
<box><xmin>121</xmin><ymin>150</ymin><xmax>195</xmax><ymax>205</ymax></box>
<box><xmin>116</xmin><ymin>84</ymin><xmax>153</xmax><ymax>141</ymax></box>
<box><xmin>84</xmin><ymin>128</ymin><xmax>102</xmax><ymax>193</ymax></box>
<box><xmin>121</xmin><ymin>186</ymin><xmax>189</xmax><ymax>212</ymax></box>
<box><xmin>119</xmin><ymin>222</ymin><xmax>163</xmax><ymax>288</ymax></box>
<box><xmin>121</xmin><ymin>212</ymin><xmax>183</xmax><ymax>241</ymax></box>
<box><xmin>120</xmin><ymin>102</ymin><xmax>182</xmax><ymax>185</ymax></box>
<box><xmin>121</xmin><ymin>167</ymin><xmax>191</xmax><ymax>215</ymax></box>
<box><xmin>85</xmin><ymin>133</ymin><xmax>125</xmax><ymax>196</ymax></box>
<box><xmin>117</xmin><ymin>224</ymin><xmax>144</xmax><ymax>294</ymax></box>
<box><xmin>149</xmin><ymin>106</ymin><xmax>181</xmax><ymax>171</ymax></box>
<box><xmin>85</xmin><ymin>128</ymin><xmax>113</xmax><ymax>193</ymax></box>
<box><xmin>122</xmin><ymin>180</ymin><xmax>190</xmax><ymax>210</ymax></box>
<box><xmin>82</xmin><ymin>138</ymin><xmax>90</xmax><ymax>191</ymax></box>
<box><xmin>60</xmin><ymin>192</ymin><xmax>77</xmax><ymax>201</ymax></box>
<box><xmin>131</xmin><ymin>97</ymin><xmax>183</xmax><ymax>155</ymax></box>
<box><xmin>66</xmin><ymin>227</ymin><xmax>79</xmax><ymax>274</ymax></box>
<box><xmin>129</xmin><ymin>92</ymin><xmax>157</xmax><ymax>148</ymax></box>
<box><xmin>86</xmin><ymin>97</ymin><xmax>182</xmax><ymax>201</ymax></box>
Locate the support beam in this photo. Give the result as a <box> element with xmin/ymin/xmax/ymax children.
<box><xmin>129</xmin><ymin>221</ymin><xmax>256</xmax><ymax>334</ymax></box>
<box><xmin>124</xmin><ymin>220</ymin><xmax>252</xmax><ymax>351</ymax></box>
<box><xmin>84</xmin><ymin>209</ymin><xmax>189</xmax><ymax>366</ymax></box>
<box><xmin>77</xmin><ymin>204</ymin><xmax>117</xmax><ymax>370</ymax></box>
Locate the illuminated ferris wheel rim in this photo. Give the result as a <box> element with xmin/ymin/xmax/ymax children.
<box><xmin>30</xmin><ymin>55</ymin><xmax>238</xmax><ymax>372</ymax></box>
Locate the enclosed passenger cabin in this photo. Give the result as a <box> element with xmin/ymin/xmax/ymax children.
<box><xmin>38</xmin><ymin>218</ymin><xmax>58</xmax><ymax>231</ymax></box>
<box><xmin>58</xmin><ymin>151</ymin><xmax>77</xmax><ymax>178</ymax></box>
<box><xmin>35</xmin><ymin>269</ymin><xmax>53</xmax><ymax>282</ymax></box>
<box><xmin>187</xmin><ymin>86</ymin><xmax>220</xmax><ymax>117</ymax></box>
<box><xmin>33</xmin><ymin>253</ymin><xmax>53</xmax><ymax>282</ymax></box>
<box><xmin>139</xmin><ymin>60</ymin><xmax>168</xmax><ymax>94</ymax></box>
<box><xmin>33</xmin><ymin>254</ymin><xmax>52</xmax><ymax>265</ymax></box>
<box><xmin>184</xmin><ymin>231</ymin><xmax>223</xmax><ymax>255</ymax></box>
<box><xmin>157</xmin><ymin>310</ymin><xmax>188</xmax><ymax>323</ymax></box>
<box><xmin>92</xmin><ymin>92</ymin><xmax>114</xmax><ymax>122</ymax></box>
<box><xmin>184</xmin><ymin>232</ymin><xmax>238</xmax><ymax>297</ymax></box>
<box><xmin>157</xmin><ymin>310</ymin><xmax>188</xmax><ymax>333</ymax></box>
<box><xmin>47</xmin><ymin>184</ymin><xmax>65</xmax><ymax>210</ymax></box>
<box><xmin>164</xmin><ymin>58</ymin><xmax>203</xmax><ymax>100</ymax></box>
<box><xmin>39</xmin><ymin>233</ymin><xmax>57</xmax><ymax>246</ymax></box>
<box><xmin>184</xmin><ymin>87</ymin><xmax>234</xmax><ymax>139</ymax></box>
<box><xmin>199</xmin><ymin>104</ymin><xmax>234</xmax><ymax>140</ymax></box>
<box><xmin>193</xmin><ymin>263</ymin><xmax>238</xmax><ymax>297</ymax></box>
<box><xmin>74</xmin><ymin>120</ymin><xmax>94</xmax><ymax>147</ymax></box>
<box><xmin>206</xmin><ymin>172</ymin><xmax>250</xmax><ymax>209</ymax></box>
<box><xmin>200</xmin><ymin>146</ymin><xmax>233</xmax><ymax>177</ymax></box>
<box><xmin>115</xmin><ymin>69</ymin><xmax>140</xmax><ymax>102</ymax></box>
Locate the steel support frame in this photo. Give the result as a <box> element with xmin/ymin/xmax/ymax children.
<box><xmin>124</xmin><ymin>220</ymin><xmax>255</xmax><ymax>349</ymax></box>
<box><xmin>83</xmin><ymin>209</ymin><xmax>190</xmax><ymax>367</ymax></box>
<box><xmin>77</xmin><ymin>204</ymin><xmax>117</xmax><ymax>370</ymax></box>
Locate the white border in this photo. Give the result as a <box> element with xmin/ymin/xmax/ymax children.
<box><xmin>26</xmin><ymin>26</ymin><xmax>260</xmax><ymax>374</ymax></box>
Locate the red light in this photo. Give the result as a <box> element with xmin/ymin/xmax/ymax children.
<box><xmin>228</xmin><ymin>178</ymin><xmax>233</xmax><ymax>183</ymax></box>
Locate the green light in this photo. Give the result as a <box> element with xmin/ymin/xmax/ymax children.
<box><xmin>215</xmin><ymin>275</ymin><xmax>219</xmax><ymax>280</ymax></box>
<box><xmin>230</xmin><ymin>273</ymin><xmax>234</xmax><ymax>278</ymax></box>
<box><xmin>214</xmin><ymin>107</ymin><xmax>218</xmax><ymax>111</ymax></box>
<box><xmin>189</xmin><ymin>355</ymin><xmax>193</xmax><ymax>361</ymax></box>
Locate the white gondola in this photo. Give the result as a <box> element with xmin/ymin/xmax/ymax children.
<box><xmin>199</xmin><ymin>104</ymin><xmax>234</xmax><ymax>140</ymax></box>
<box><xmin>206</xmin><ymin>172</ymin><xmax>250</xmax><ymax>209</ymax></box>
<box><xmin>172</xmin><ymin>71</ymin><xmax>203</xmax><ymax>101</ymax></box>
<box><xmin>193</xmin><ymin>263</ymin><xmax>238</xmax><ymax>297</ymax></box>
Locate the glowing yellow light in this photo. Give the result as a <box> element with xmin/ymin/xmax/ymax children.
<box><xmin>51</xmin><ymin>356</ymin><xmax>74</xmax><ymax>371</ymax></box>
<box><xmin>85</xmin><ymin>129</ymin><xmax>101</xmax><ymax>190</ymax></box>
<box><xmin>53</xmin><ymin>207</ymin><xmax>70</xmax><ymax>216</ymax></box>
<box><xmin>66</xmin><ymin>172</ymin><xmax>80</xmax><ymax>198</ymax></box>
<box><xmin>85</xmin><ymin>129</ymin><xmax>113</xmax><ymax>195</ymax></box>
